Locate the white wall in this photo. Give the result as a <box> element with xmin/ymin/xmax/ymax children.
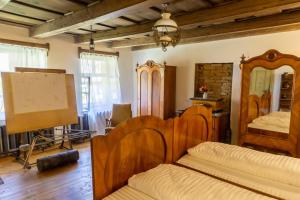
<box><xmin>127</xmin><ymin>30</ymin><xmax>300</xmax><ymax>144</ymax></box>
<box><xmin>117</xmin><ymin>48</ymin><xmax>134</xmax><ymax>103</ymax></box>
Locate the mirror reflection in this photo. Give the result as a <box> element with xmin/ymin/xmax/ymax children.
<box><xmin>247</xmin><ymin>65</ymin><xmax>294</xmax><ymax>135</ymax></box>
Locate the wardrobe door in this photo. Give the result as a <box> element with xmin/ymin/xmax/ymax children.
<box><xmin>140</xmin><ymin>70</ymin><xmax>148</xmax><ymax>116</ymax></box>
<box><xmin>151</xmin><ymin>70</ymin><xmax>161</xmax><ymax>117</ymax></box>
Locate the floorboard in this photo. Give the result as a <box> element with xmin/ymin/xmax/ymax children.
<box><xmin>0</xmin><ymin>142</ymin><xmax>92</xmax><ymax>200</ymax></box>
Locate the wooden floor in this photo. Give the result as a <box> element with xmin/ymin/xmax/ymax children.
<box><xmin>0</xmin><ymin>142</ymin><xmax>92</xmax><ymax>200</ymax></box>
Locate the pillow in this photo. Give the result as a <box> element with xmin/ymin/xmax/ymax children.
<box><xmin>188</xmin><ymin>142</ymin><xmax>300</xmax><ymax>187</ymax></box>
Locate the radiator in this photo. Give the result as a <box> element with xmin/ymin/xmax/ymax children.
<box><xmin>0</xmin><ymin>114</ymin><xmax>89</xmax><ymax>157</ymax></box>
<box><xmin>0</xmin><ymin>127</ymin><xmax>54</xmax><ymax>157</ymax></box>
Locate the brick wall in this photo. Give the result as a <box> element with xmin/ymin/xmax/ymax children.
<box><xmin>194</xmin><ymin>63</ymin><xmax>233</xmax><ymax>112</ymax></box>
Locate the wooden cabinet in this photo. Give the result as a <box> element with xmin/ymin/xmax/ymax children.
<box><xmin>213</xmin><ymin>112</ymin><xmax>230</xmax><ymax>143</ymax></box>
<box><xmin>190</xmin><ymin>97</ymin><xmax>224</xmax><ymax>112</ymax></box>
<box><xmin>136</xmin><ymin>60</ymin><xmax>176</xmax><ymax>119</ymax></box>
<box><xmin>190</xmin><ymin>97</ymin><xmax>230</xmax><ymax>142</ymax></box>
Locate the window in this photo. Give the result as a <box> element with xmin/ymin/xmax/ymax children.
<box><xmin>0</xmin><ymin>43</ymin><xmax>48</xmax><ymax>120</ymax></box>
<box><xmin>81</xmin><ymin>77</ymin><xmax>90</xmax><ymax>112</ymax></box>
<box><xmin>79</xmin><ymin>52</ymin><xmax>121</xmax><ymax>114</ymax></box>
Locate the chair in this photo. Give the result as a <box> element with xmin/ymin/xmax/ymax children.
<box><xmin>105</xmin><ymin>104</ymin><xmax>132</xmax><ymax>134</ymax></box>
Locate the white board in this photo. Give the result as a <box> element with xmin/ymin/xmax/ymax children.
<box><xmin>2</xmin><ymin>72</ymin><xmax>78</xmax><ymax>134</ymax></box>
<box><xmin>11</xmin><ymin>73</ymin><xmax>68</xmax><ymax>114</ymax></box>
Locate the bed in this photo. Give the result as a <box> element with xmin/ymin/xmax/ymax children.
<box><xmin>248</xmin><ymin>111</ymin><xmax>290</xmax><ymax>134</ymax></box>
<box><xmin>247</xmin><ymin>93</ymin><xmax>290</xmax><ymax>137</ymax></box>
<box><xmin>91</xmin><ymin>105</ymin><xmax>300</xmax><ymax>199</ymax></box>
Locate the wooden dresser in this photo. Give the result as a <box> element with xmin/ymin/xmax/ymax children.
<box><xmin>190</xmin><ymin>97</ymin><xmax>224</xmax><ymax>112</ymax></box>
<box><xmin>136</xmin><ymin>60</ymin><xmax>176</xmax><ymax>119</ymax></box>
<box><xmin>190</xmin><ymin>97</ymin><xmax>230</xmax><ymax>143</ymax></box>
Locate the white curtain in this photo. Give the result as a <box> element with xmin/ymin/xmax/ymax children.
<box><xmin>0</xmin><ymin>43</ymin><xmax>48</xmax><ymax>120</ymax></box>
<box><xmin>80</xmin><ymin>52</ymin><xmax>121</xmax><ymax>133</ymax></box>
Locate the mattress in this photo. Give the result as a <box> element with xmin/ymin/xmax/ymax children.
<box><xmin>128</xmin><ymin>164</ymin><xmax>275</xmax><ymax>200</ymax></box>
<box><xmin>248</xmin><ymin>111</ymin><xmax>290</xmax><ymax>133</ymax></box>
<box><xmin>178</xmin><ymin>142</ymin><xmax>300</xmax><ymax>200</ymax></box>
<box><xmin>103</xmin><ymin>186</ymin><xmax>154</xmax><ymax>200</ymax></box>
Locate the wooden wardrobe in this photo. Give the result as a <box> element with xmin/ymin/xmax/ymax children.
<box><xmin>136</xmin><ymin>60</ymin><xmax>176</xmax><ymax>119</ymax></box>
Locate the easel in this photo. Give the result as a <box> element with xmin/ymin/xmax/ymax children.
<box><xmin>1</xmin><ymin>70</ymin><xmax>86</xmax><ymax>169</ymax></box>
<box><xmin>19</xmin><ymin>127</ymin><xmax>94</xmax><ymax>169</ymax></box>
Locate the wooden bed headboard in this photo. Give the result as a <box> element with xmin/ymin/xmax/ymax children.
<box><xmin>248</xmin><ymin>92</ymin><xmax>272</xmax><ymax>123</ymax></box>
<box><xmin>248</xmin><ymin>95</ymin><xmax>260</xmax><ymax>123</ymax></box>
<box><xmin>173</xmin><ymin>105</ymin><xmax>213</xmax><ymax>161</ymax></box>
<box><xmin>260</xmin><ymin>91</ymin><xmax>272</xmax><ymax>115</ymax></box>
<box><xmin>91</xmin><ymin>105</ymin><xmax>213</xmax><ymax>199</ymax></box>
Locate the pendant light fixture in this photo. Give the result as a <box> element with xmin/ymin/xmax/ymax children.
<box><xmin>153</xmin><ymin>4</ymin><xmax>180</xmax><ymax>52</ymax></box>
<box><xmin>89</xmin><ymin>25</ymin><xmax>95</xmax><ymax>51</ymax></box>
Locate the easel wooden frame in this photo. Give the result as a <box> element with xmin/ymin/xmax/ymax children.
<box><xmin>20</xmin><ymin>128</ymin><xmax>72</xmax><ymax>169</ymax></box>
<box><xmin>1</xmin><ymin>68</ymin><xmax>81</xmax><ymax>168</ymax></box>
<box><xmin>2</xmin><ymin>72</ymin><xmax>78</xmax><ymax>134</ymax></box>
<box><xmin>15</xmin><ymin>67</ymin><xmax>66</xmax><ymax>74</ymax></box>
<box><xmin>20</xmin><ymin>127</ymin><xmax>94</xmax><ymax>169</ymax></box>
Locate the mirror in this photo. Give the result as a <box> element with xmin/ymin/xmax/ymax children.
<box><xmin>247</xmin><ymin>65</ymin><xmax>294</xmax><ymax>135</ymax></box>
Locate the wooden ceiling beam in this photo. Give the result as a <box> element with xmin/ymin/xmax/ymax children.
<box><xmin>30</xmin><ymin>0</ymin><xmax>170</xmax><ymax>38</ymax></box>
<box><xmin>78</xmin><ymin>28</ymin><xmax>96</xmax><ymax>33</ymax></box>
<box><xmin>149</xmin><ymin>6</ymin><xmax>161</xmax><ymax>14</ymax></box>
<box><xmin>110</xmin><ymin>10</ymin><xmax>300</xmax><ymax>48</ymax></box>
<box><xmin>10</xmin><ymin>0</ymin><xmax>65</xmax><ymax>15</ymax></box>
<box><xmin>96</xmin><ymin>23</ymin><xmax>116</xmax><ymax>29</ymax></box>
<box><xmin>0</xmin><ymin>0</ymin><xmax>10</xmax><ymax>9</ymax></box>
<box><xmin>0</xmin><ymin>10</ymin><xmax>46</xmax><ymax>22</ymax></box>
<box><xmin>119</xmin><ymin>16</ymin><xmax>140</xmax><ymax>24</ymax></box>
<box><xmin>201</xmin><ymin>0</ymin><xmax>215</xmax><ymax>7</ymax></box>
<box><xmin>0</xmin><ymin>18</ymin><xmax>31</xmax><ymax>28</ymax></box>
<box><xmin>65</xmin><ymin>0</ymin><xmax>88</xmax><ymax>6</ymax></box>
<box><xmin>76</xmin><ymin>0</ymin><xmax>300</xmax><ymax>43</ymax></box>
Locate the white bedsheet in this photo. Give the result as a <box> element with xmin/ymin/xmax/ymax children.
<box><xmin>103</xmin><ymin>186</ymin><xmax>155</xmax><ymax>200</ymax></box>
<box><xmin>128</xmin><ymin>164</ymin><xmax>274</xmax><ymax>200</ymax></box>
<box><xmin>248</xmin><ymin>111</ymin><xmax>290</xmax><ymax>133</ymax></box>
<box><xmin>178</xmin><ymin>155</ymin><xmax>300</xmax><ymax>200</ymax></box>
<box><xmin>182</xmin><ymin>142</ymin><xmax>300</xmax><ymax>200</ymax></box>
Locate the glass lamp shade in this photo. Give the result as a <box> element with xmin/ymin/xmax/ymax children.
<box><xmin>160</xmin><ymin>35</ymin><xmax>172</xmax><ymax>42</ymax></box>
<box><xmin>160</xmin><ymin>35</ymin><xmax>172</xmax><ymax>52</ymax></box>
<box><xmin>153</xmin><ymin>10</ymin><xmax>181</xmax><ymax>51</ymax></box>
<box><xmin>153</xmin><ymin>13</ymin><xmax>178</xmax><ymax>32</ymax></box>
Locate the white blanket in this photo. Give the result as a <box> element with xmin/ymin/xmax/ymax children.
<box><xmin>178</xmin><ymin>154</ymin><xmax>300</xmax><ymax>200</ymax></box>
<box><xmin>103</xmin><ymin>186</ymin><xmax>155</xmax><ymax>200</ymax></box>
<box><xmin>128</xmin><ymin>164</ymin><xmax>274</xmax><ymax>200</ymax></box>
<box><xmin>187</xmin><ymin>142</ymin><xmax>300</xmax><ymax>188</ymax></box>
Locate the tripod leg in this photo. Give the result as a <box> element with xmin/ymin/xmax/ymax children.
<box><xmin>23</xmin><ymin>136</ymin><xmax>37</xmax><ymax>169</ymax></box>
<box><xmin>59</xmin><ymin>126</ymin><xmax>65</xmax><ymax>149</ymax></box>
<box><xmin>67</xmin><ymin>129</ymin><xmax>73</xmax><ymax>150</ymax></box>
